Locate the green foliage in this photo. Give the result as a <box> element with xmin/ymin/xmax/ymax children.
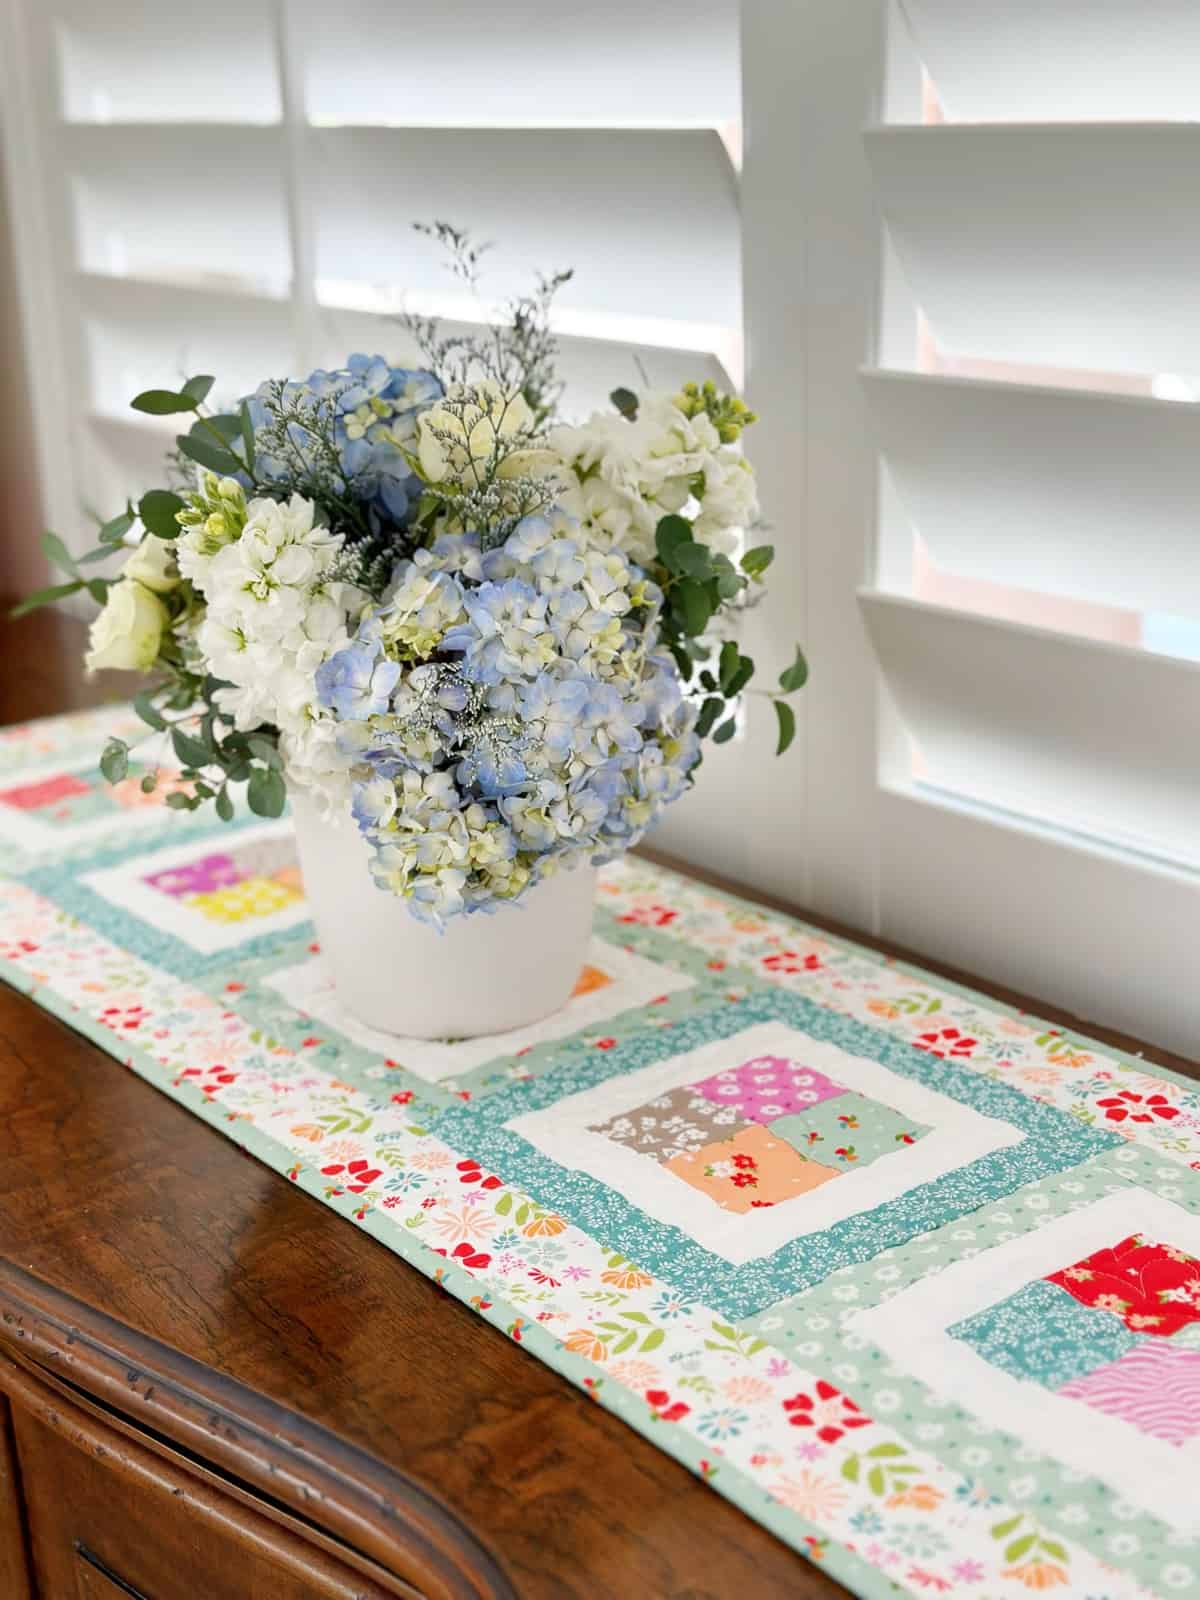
<box><xmin>779</xmin><ymin>643</ymin><xmax>809</xmax><ymax>693</ymax></box>
<box><xmin>248</xmin><ymin>764</ymin><xmax>286</xmax><ymax>818</ymax></box>
<box><xmin>649</xmin><ymin>512</ymin><xmax>806</xmax><ymax>762</ymax></box>
<box><xmin>774</xmin><ymin>699</ymin><xmax>796</xmax><ymax>755</ymax></box>
<box><xmin>138</xmin><ymin>489</ymin><xmax>185</xmax><ymax>539</ymax></box>
<box><xmin>740</xmin><ymin>544</ymin><xmax>774</xmax><ymax>578</ymax></box>
<box><xmin>610</xmin><ymin>386</ymin><xmax>639</xmax><ymax>420</ymax></box>
<box><xmin>130</xmin><ymin>388</ymin><xmax>199</xmax><ymax>415</ymax></box>
<box><xmin>99</xmin><ymin>738</ymin><xmax>129</xmax><ymax>784</ymax></box>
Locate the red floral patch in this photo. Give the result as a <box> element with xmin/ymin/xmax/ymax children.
<box><xmin>176</xmin><ymin>1062</ymin><xmax>237</xmax><ymax>1093</ymax></box>
<box><xmin>782</xmin><ymin>1379</ymin><xmax>871</xmax><ymax>1443</ymax></box>
<box><xmin>762</xmin><ymin>951</ymin><xmax>822</xmax><ymax>975</ymax></box>
<box><xmin>319</xmin><ymin>1158</ymin><xmax>383</xmax><ymax>1194</ymax></box>
<box><xmin>1095</xmin><ymin>1090</ymin><xmax>1180</xmax><ymax>1126</ymax></box>
<box><xmin>618</xmin><ymin>903</ymin><xmax>678</xmax><ymax>928</ymax></box>
<box><xmin>98</xmin><ymin>1004</ymin><xmax>149</xmax><ymax>1033</ymax></box>
<box><xmin>456</xmin><ymin>1158</ymin><xmax>503</xmax><ymax>1190</ymax></box>
<box><xmin>912</xmin><ymin>1026</ymin><xmax>977</xmax><ymax>1060</ymax></box>
<box><xmin>433</xmin><ymin>1240</ymin><xmax>492</xmax><ymax>1271</ymax></box>
<box><xmin>1047</xmin><ymin>1232</ymin><xmax>1200</xmax><ymax>1336</ymax></box>
<box><xmin>645</xmin><ymin>1388</ymin><xmax>691</xmax><ymax>1423</ymax></box>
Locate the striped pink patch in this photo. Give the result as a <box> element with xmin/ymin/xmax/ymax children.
<box><xmin>1058</xmin><ymin>1340</ymin><xmax>1200</xmax><ymax>1446</ymax></box>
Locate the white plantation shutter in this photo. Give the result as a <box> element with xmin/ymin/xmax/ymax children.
<box><xmin>859</xmin><ymin>3</ymin><xmax>1200</xmax><ymax>882</ymax></box>
<box><xmin>0</xmin><ymin>0</ymin><xmax>742</xmax><ymax>562</ymax></box>
<box><xmin>733</xmin><ymin>2</ymin><xmax>1200</xmax><ymax>1053</ymax></box>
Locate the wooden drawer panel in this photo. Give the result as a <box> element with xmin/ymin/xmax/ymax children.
<box><xmin>0</xmin><ymin>1393</ymin><xmax>33</xmax><ymax>1600</ymax></box>
<box><xmin>8</xmin><ymin>1368</ymin><xmax>398</xmax><ymax>1600</ymax></box>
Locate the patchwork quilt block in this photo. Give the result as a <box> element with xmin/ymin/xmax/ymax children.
<box><xmin>3</xmin><ymin>706</ymin><xmax>1200</xmax><ymax>1600</ymax></box>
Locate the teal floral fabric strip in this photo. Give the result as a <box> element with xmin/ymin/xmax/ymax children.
<box><xmin>948</xmin><ymin>1277</ymin><xmax>1143</xmax><ymax>1390</ymax></box>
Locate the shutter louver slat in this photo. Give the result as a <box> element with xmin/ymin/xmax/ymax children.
<box><xmin>307</xmin><ymin>127</ymin><xmax>740</xmax><ymax>337</ymax></box>
<box><xmin>864</xmin><ymin>123</ymin><xmax>1200</xmax><ymax>372</ymax></box>
<box><xmin>78</xmin><ymin>274</ymin><xmax>296</xmax><ymax>421</ymax></box>
<box><xmin>296</xmin><ymin>0</ymin><xmax>739</xmax><ymax>130</ymax></box>
<box><xmin>863</xmin><ymin>368</ymin><xmax>1200</xmax><ymax>618</ymax></box>
<box><xmin>898</xmin><ymin>0</ymin><xmax>1200</xmax><ymax>123</ymax></box>
<box><xmin>859</xmin><ymin>590</ymin><xmax>1200</xmax><ymax>868</ymax></box>
<box><xmin>64</xmin><ymin>126</ymin><xmax>291</xmax><ymax>294</ymax></box>
<box><xmin>53</xmin><ymin>0</ymin><xmax>279</xmax><ymax>123</ymax></box>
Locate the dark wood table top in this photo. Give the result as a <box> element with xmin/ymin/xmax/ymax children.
<box><xmin>1</xmin><ymin>607</ymin><xmax>1195</xmax><ymax>1599</ymax></box>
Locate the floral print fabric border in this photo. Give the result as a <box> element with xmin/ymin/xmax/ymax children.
<box><xmin>1</xmin><ymin>706</ymin><xmax>1199</xmax><ymax>1599</ymax></box>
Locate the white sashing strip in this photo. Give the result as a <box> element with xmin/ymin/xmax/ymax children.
<box><xmin>264</xmin><ymin>936</ymin><xmax>695</xmax><ymax>1084</ymax></box>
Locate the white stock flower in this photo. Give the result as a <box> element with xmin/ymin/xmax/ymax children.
<box><xmin>193</xmin><ymin>493</ymin><xmax>362</xmax><ymax>742</ymax></box>
<box><xmin>85</xmin><ymin>579</ymin><xmax>168</xmax><ymax>673</ymax></box>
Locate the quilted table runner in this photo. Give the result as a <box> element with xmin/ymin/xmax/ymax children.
<box><xmin>2</xmin><ymin>705</ymin><xmax>1199</xmax><ymax>1600</ymax></box>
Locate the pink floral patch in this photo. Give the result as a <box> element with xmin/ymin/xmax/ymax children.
<box><xmin>0</xmin><ymin>772</ymin><xmax>91</xmax><ymax>810</ymax></box>
<box><xmin>689</xmin><ymin>1054</ymin><xmax>848</xmax><ymax>1123</ymax></box>
<box><xmin>1058</xmin><ymin>1341</ymin><xmax>1200</xmax><ymax>1445</ymax></box>
<box><xmin>144</xmin><ymin>853</ymin><xmax>242</xmax><ymax>897</ymax></box>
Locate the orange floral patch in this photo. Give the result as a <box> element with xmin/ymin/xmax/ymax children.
<box><xmin>571</xmin><ymin>963</ymin><xmax>614</xmax><ymax>999</ymax></box>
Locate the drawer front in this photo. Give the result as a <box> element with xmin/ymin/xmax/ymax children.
<box><xmin>0</xmin><ymin>1394</ymin><xmax>33</xmax><ymax>1600</ymax></box>
<box><xmin>8</xmin><ymin>1371</ymin><xmax>398</xmax><ymax>1600</ymax></box>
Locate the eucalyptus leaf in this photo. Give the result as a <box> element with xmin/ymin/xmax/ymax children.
<box><xmin>610</xmin><ymin>386</ymin><xmax>639</xmax><ymax>420</ymax></box>
<box><xmin>182</xmin><ymin>374</ymin><xmax>215</xmax><ymax>405</ymax></box>
<box><xmin>726</xmin><ymin>656</ymin><xmax>755</xmax><ymax>697</ymax></box>
<box><xmin>247</xmin><ymin>734</ymin><xmax>282</xmax><ymax>769</ymax></box>
<box><xmin>40</xmin><ymin>530</ymin><xmax>78</xmax><ymax>577</ymax></box>
<box><xmin>695</xmin><ymin>695</ymin><xmax>724</xmax><ymax>738</ymax></box>
<box><xmin>239</xmin><ymin>401</ymin><xmax>256</xmax><ymax>468</ymax></box>
<box><xmin>673</xmin><ymin>543</ymin><xmax>712</xmax><ymax>580</ymax></box>
<box><xmin>9</xmin><ymin>580</ymin><xmax>83</xmax><ymax>618</ymax></box>
<box><xmin>205</xmin><ymin>412</ymin><xmax>243</xmax><ymax>440</ymax></box>
<box><xmin>713</xmin><ymin>716</ymin><xmax>738</xmax><ymax>744</ymax></box>
<box><xmin>98</xmin><ymin>507</ymin><xmax>136</xmax><ymax>545</ymax></box>
<box><xmin>131</xmin><ymin>388</ymin><xmax>196</xmax><ymax>416</ymax></box>
<box><xmin>718</xmin><ymin>641</ymin><xmax>740</xmax><ymax>694</ymax></box>
<box><xmin>215</xmin><ymin>785</ymin><xmax>234</xmax><ymax>823</ymax></box>
<box><xmin>133</xmin><ymin>690</ymin><xmax>167</xmax><ymax>731</ymax></box>
<box><xmin>655</xmin><ymin>514</ymin><xmax>694</xmax><ymax>572</ymax></box>
<box><xmin>247</xmin><ymin>764</ymin><xmax>286</xmax><ymax>818</ymax></box>
<box><xmin>672</xmin><ymin>579</ymin><xmax>712</xmax><ymax>638</ymax></box>
<box><xmin>176</xmin><ymin>430</ymin><xmax>243</xmax><ymax>476</ymax></box>
<box><xmin>778</xmin><ymin>643</ymin><xmax>809</xmax><ymax>694</ymax></box>
<box><xmin>138</xmin><ymin>489</ymin><xmax>186</xmax><ymax>539</ymax></box>
<box><xmin>171</xmin><ymin>726</ymin><xmax>214</xmax><ymax>771</ymax></box>
<box><xmin>741</xmin><ymin>544</ymin><xmax>775</xmax><ymax>578</ymax></box>
<box><xmin>99</xmin><ymin>738</ymin><xmax>129</xmax><ymax>784</ymax></box>
<box><xmin>774</xmin><ymin>698</ymin><xmax>796</xmax><ymax>756</ymax></box>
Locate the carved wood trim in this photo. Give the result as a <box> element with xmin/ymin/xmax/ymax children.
<box><xmin>0</xmin><ymin>1261</ymin><xmax>516</xmax><ymax>1600</ymax></box>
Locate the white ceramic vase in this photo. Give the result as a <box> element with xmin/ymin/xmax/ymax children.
<box><xmin>289</xmin><ymin>790</ymin><xmax>597</xmax><ymax>1040</ymax></box>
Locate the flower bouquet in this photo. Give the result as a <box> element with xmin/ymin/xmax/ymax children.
<box><xmin>24</xmin><ymin>228</ymin><xmax>806</xmax><ymax>1035</ymax></box>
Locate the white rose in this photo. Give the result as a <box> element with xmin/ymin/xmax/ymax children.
<box><xmin>417</xmin><ymin>379</ymin><xmax>533</xmax><ymax>484</ymax></box>
<box><xmin>85</xmin><ymin>579</ymin><xmax>168</xmax><ymax>673</ymax></box>
<box><xmin>122</xmin><ymin>534</ymin><xmax>178</xmax><ymax>593</ymax></box>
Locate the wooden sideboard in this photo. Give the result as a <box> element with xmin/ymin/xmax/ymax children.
<box><xmin>1</xmin><ymin>608</ymin><xmax>1196</xmax><ymax>1599</ymax></box>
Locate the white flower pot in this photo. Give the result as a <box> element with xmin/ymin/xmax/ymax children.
<box><xmin>289</xmin><ymin>790</ymin><xmax>598</xmax><ymax>1039</ymax></box>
